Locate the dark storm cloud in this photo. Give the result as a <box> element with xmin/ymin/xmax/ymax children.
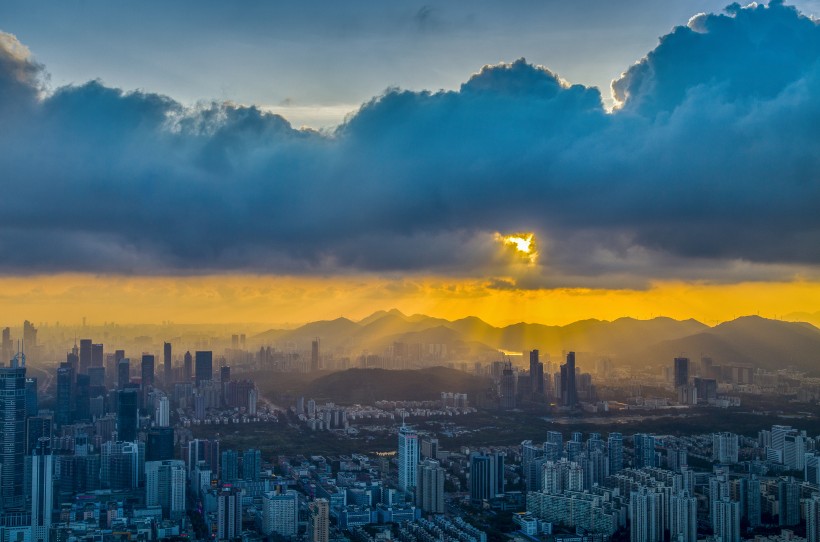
<box><xmin>0</xmin><ymin>1</ymin><xmax>818</xmax><ymax>286</ymax></box>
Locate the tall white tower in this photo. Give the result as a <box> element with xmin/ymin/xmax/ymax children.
<box><xmin>398</xmin><ymin>424</ymin><xmax>419</xmax><ymax>493</ymax></box>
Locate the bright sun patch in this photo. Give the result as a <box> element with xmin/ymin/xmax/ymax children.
<box><xmin>495</xmin><ymin>232</ymin><xmax>539</xmax><ymax>264</ymax></box>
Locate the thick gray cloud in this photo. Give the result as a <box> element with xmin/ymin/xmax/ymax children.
<box><xmin>0</xmin><ymin>1</ymin><xmax>818</xmax><ymax>287</ymax></box>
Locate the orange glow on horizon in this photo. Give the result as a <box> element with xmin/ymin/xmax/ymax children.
<box><xmin>0</xmin><ymin>274</ymin><xmax>816</xmax><ymax>329</ymax></box>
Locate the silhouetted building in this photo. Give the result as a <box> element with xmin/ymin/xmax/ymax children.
<box><xmin>79</xmin><ymin>339</ymin><xmax>92</xmax><ymax>374</ymax></box>
<box><xmin>529</xmin><ymin>349</ymin><xmax>544</xmax><ymax>395</ymax></box>
<box><xmin>74</xmin><ymin>373</ymin><xmax>91</xmax><ymax>421</ymax></box>
<box><xmin>195</xmin><ymin>351</ymin><xmax>212</xmax><ymax>385</ymax></box>
<box><xmin>220</xmin><ymin>365</ymin><xmax>231</xmax><ymax>383</ymax></box>
<box><xmin>184</xmin><ymin>351</ymin><xmax>193</xmax><ymax>382</ymax></box>
<box><xmin>55</xmin><ymin>362</ymin><xmax>74</xmax><ymax>426</ymax></box>
<box><xmin>117</xmin><ymin>388</ymin><xmax>139</xmax><ymax>442</ymax></box>
<box><xmin>560</xmin><ymin>351</ymin><xmax>578</xmax><ymax>407</ymax></box>
<box><xmin>674</xmin><ymin>357</ymin><xmax>689</xmax><ymax>388</ymax></box>
<box><xmin>142</xmin><ymin>354</ymin><xmax>155</xmax><ymax>390</ymax></box>
<box><xmin>118</xmin><ymin>358</ymin><xmax>130</xmax><ymax>389</ymax></box>
<box><xmin>242</xmin><ymin>448</ymin><xmax>261</xmax><ymax>481</ymax></box>
<box><xmin>91</xmin><ymin>343</ymin><xmax>103</xmax><ymax>367</ymax></box>
<box><xmin>25</xmin><ymin>377</ymin><xmax>37</xmax><ymax>415</ymax></box>
<box><xmin>163</xmin><ymin>342</ymin><xmax>172</xmax><ymax>384</ymax></box>
<box><xmin>470</xmin><ymin>452</ymin><xmax>504</xmax><ymax>504</ymax></box>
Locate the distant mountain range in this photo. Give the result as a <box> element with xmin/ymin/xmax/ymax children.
<box><xmin>256</xmin><ymin>310</ymin><xmax>820</xmax><ymax>374</ymax></box>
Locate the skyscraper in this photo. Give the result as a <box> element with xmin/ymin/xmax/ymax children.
<box><xmin>713</xmin><ymin>497</ymin><xmax>741</xmax><ymax>542</ymax></box>
<box><xmin>118</xmin><ymin>358</ymin><xmax>130</xmax><ymax>389</ymax></box>
<box><xmin>163</xmin><ymin>342</ymin><xmax>172</xmax><ymax>384</ymax></box>
<box><xmin>146</xmin><ymin>427</ymin><xmax>175</xmax><ymax>462</ymax></box>
<box><xmin>31</xmin><ymin>437</ymin><xmax>53</xmax><ymax>542</ymax></box>
<box><xmin>560</xmin><ymin>351</ymin><xmax>578</xmax><ymax>407</ymax></box>
<box><xmin>91</xmin><ymin>343</ymin><xmax>103</xmax><ymax>367</ymax></box>
<box><xmin>55</xmin><ymin>362</ymin><xmax>73</xmax><ymax>426</ymax></box>
<box><xmin>529</xmin><ymin>349</ymin><xmax>544</xmax><ymax>395</ymax></box>
<box><xmin>141</xmin><ymin>354</ymin><xmax>155</xmax><ymax>390</ymax></box>
<box><xmin>117</xmin><ymin>388</ymin><xmax>139</xmax><ymax>442</ymax></box>
<box><xmin>0</xmin><ymin>351</ymin><xmax>27</xmax><ymax>510</ymax></box>
<box><xmin>807</xmin><ymin>494</ymin><xmax>820</xmax><ymax>542</ymax></box>
<box><xmin>184</xmin><ymin>351</ymin><xmax>193</xmax><ymax>382</ymax></box>
<box><xmin>195</xmin><ymin>351</ymin><xmax>213</xmax><ymax>385</ymax></box>
<box><xmin>221</xmin><ymin>449</ymin><xmax>239</xmax><ymax>483</ymax></box>
<box><xmin>242</xmin><ymin>448</ymin><xmax>261</xmax><ymax>481</ymax></box>
<box><xmin>630</xmin><ymin>487</ymin><xmax>663</xmax><ymax>542</ymax></box>
<box><xmin>79</xmin><ymin>339</ymin><xmax>92</xmax><ymax>374</ymax></box>
<box><xmin>398</xmin><ymin>425</ymin><xmax>419</xmax><ymax>493</ymax></box>
<box><xmin>674</xmin><ymin>357</ymin><xmax>689</xmax><ymax>388</ymax></box>
<box><xmin>469</xmin><ymin>452</ymin><xmax>504</xmax><ymax>504</ymax></box>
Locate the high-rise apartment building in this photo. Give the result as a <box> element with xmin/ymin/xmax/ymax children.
<box><xmin>398</xmin><ymin>425</ymin><xmax>419</xmax><ymax>493</ymax></box>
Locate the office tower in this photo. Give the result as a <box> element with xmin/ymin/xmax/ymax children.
<box><xmin>217</xmin><ymin>485</ymin><xmax>243</xmax><ymax>541</ymax></box>
<box><xmin>141</xmin><ymin>354</ymin><xmax>155</xmax><ymax>390</ymax></box>
<box><xmin>560</xmin><ymin>351</ymin><xmax>578</xmax><ymax>407</ymax></box>
<box><xmin>630</xmin><ymin>487</ymin><xmax>663</xmax><ymax>542</ymax></box>
<box><xmin>88</xmin><ymin>366</ymin><xmax>105</xmax><ymax>388</ymax></box>
<box><xmin>74</xmin><ymin>373</ymin><xmax>91</xmax><ymax>421</ymax></box>
<box><xmin>145</xmin><ymin>459</ymin><xmax>186</xmax><ymax>520</ymax></box>
<box><xmin>714</xmin><ymin>497</ymin><xmax>741</xmax><ymax>542</ymax></box>
<box><xmin>712</xmin><ymin>432</ymin><xmax>739</xmax><ymax>463</ymax></box>
<box><xmin>117</xmin><ymin>358</ymin><xmax>130</xmax><ymax>389</ymax></box>
<box><xmin>529</xmin><ymin>350</ymin><xmax>544</xmax><ymax>395</ymax></box>
<box><xmin>670</xmin><ymin>491</ymin><xmax>697</xmax><ymax>542</ymax></box>
<box><xmin>100</xmin><ymin>440</ymin><xmax>140</xmax><ymax>490</ymax></box>
<box><xmin>26</xmin><ymin>415</ymin><xmax>52</xmax><ymax>455</ymax></box>
<box><xmin>633</xmin><ymin>433</ymin><xmax>657</xmax><ymax>468</ymax></box>
<box><xmin>0</xmin><ymin>351</ymin><xmax>27</xmax><ymax>510</ymax></box>
<box><xmin>79</xmin><ymin>339</ymin><xmax>92</xmax><ymax>374</ymax></box>
<box><xmin>1</xmin><ymin>327</ymin><xmax>11</xmax><ymax>362</ymax></box>
<box><xmin>184</xmin><ymin>351</ymin><xmax>193</xmax><ymax>382</ymax></box>
<box><xmin>242</xmin><ymin>448</ymin><xmax>261</xmax><ymax>481</ymax></box>
<box><xmin>221</xmin><ymin>450</ymin><xmax>239</xmax><ymax>483</ymax></box>
<box><xmin>163</xmin><ymin>342</ymin><xmax>172</xmax><ymax>384</ymax></box>
<box><xmin>115</xmin><ymin>349</ymin><xmax>125</xmax><ymax>363</ymax></box>
<box><xmin>195</xmin><ymin>351</ymin><xmax>213</xmax><ymax>385</ymax></box>
<box><xmin>500</xmin><ymin>361</ymin><xmax>516</xmax><ymax>409</ymax></box>
<box><xmin>117</xmin><ymin>388</ymin><xmax>139</xmax><ymax>442</ymax></box>
<box><xmin>673</xmin><ymin>357</ymin><xmax>689</xmax><ymax>388</ymax></box>
<box><xmin>155</xmin><ymin>394</ymin><xmax>170</xmax><ymax>427</ymax></box>
<box><xmin>146</xmin><ymin>427</ymin><xmax>175</xmax><ymax>462</ymax></box>
<box><xmin>416</xmin><ymin>459</ymin><xmax>445</xmax><ymax>513</ymax></box>
<box><xmin>470</xmin><ymin>452</ymin><xmax>504</xmax><ymax>504</ymax></box>
<box><xmin>311</xmin><ymin>339</ymin><xmax>319</xmax><ymax>372</ymax></box>
<box><xmin>187</xmin><ymin>439</ymin><xmax>221</xmax><ymax>477</ymax></box>
<box><xmin>808</xmin><ymin>494</ymin><xmax>820</xmax><ymax>542</ymax></box>
<box><xmin>31</xmin><ymin>438</ymin><xmax>53</xmax><ymax>542</ymax></box>
<box><xmin>25</xmin><ymin>377</ymin><xmax>37</xmax><ymax>416</ymax></box>
<box><xmin>220</xmin><ymin>365</ymin><xmax>231</xmax><ymax>383</ymax></box>
<box><xmin>398</xmin><ymin>425</ymin><xmax>419</xmax><ymax>493</ymax></box>
<box><xmin>91</xmin><ymin>343</ymin><xmax>103</xmax><ymax>367</ymax></box>
<box><xmin>262</xmin><ymin>490</ymin><xmax>298</xmax><ymax>537</ymax></box>
<box><xmin>667</xmin><ymin>447</ymin><xmax>688</xmax><ymax>472</ymax></box>
<box><xmin>308</xmin><ymin>498</ymin><xmax>329</xmax><ymax>542</ymax></box>
<box><xmin>55</xmin><ymin>362</ymin><xmax>73</xmax><ymax>426</ymax></box>
<box><xmin>778</xmin><ymin>478</ymin><xmax>800</xmax><ymax>526</ymax></box>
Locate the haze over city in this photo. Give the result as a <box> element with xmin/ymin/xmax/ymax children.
<box><xmin>2</xmin><ymin>2</ymin><xmax>820</xmax><ymax>542</ymax></box>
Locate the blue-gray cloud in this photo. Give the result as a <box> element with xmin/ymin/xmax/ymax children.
<box><xmin>0</xmin><ymin>1</ymin><xmax>818</xmax><ymax>287</ymax></box>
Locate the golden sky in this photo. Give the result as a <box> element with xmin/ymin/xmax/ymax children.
<box><xmin>0</xmin><ymin>274</ymin><xmax>817</xmax><ymax>328</ymax></box>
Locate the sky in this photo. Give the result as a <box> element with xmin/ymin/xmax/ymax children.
<box><xmin>0</xmin><ymin>1</ymin><xmax>819</xmax><ymax>327</ymax></box>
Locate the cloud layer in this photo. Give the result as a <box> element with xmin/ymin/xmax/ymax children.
<box><xmin>0</xmin><ymin>1</ymin><xmax>818</xmax><ymax>288</ymax></box>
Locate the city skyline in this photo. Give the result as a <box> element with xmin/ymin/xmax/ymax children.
<box><xmin>0</xmin><ymin>2</ymin><xmax>818</xmax><ymax>327</ymax></box>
